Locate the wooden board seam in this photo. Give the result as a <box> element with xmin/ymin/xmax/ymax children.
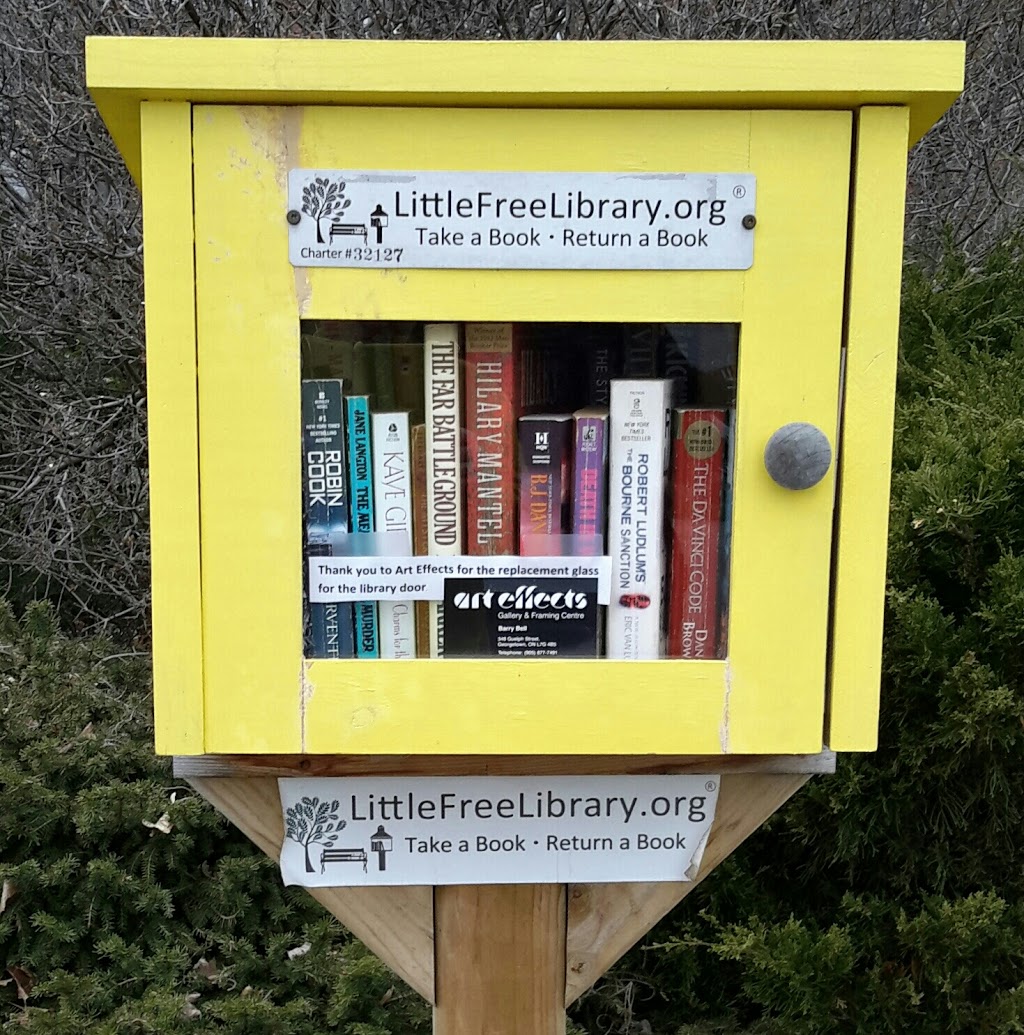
<box><xmin>172</xmin><ymin>752</ymin><xmax>837</xmax><ymax>778</ymax></box>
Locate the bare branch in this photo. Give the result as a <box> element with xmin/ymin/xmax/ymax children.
<box><xmin>1</xmin><ymin>0</ymin><xmax>1019</xmax><ymax>636</ymax></box>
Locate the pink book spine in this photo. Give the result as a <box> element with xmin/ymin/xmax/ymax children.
<box><xmin>571</xmin><ymin>410</ymin><xmax>609</xmax><ymax>556</ymax></box>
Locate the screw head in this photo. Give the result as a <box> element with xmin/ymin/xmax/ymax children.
<box><xmin>286</xmin><ymin>209</ymin><xmax>302</xmax><ymax>226</ymax></box>
<box><xmin>741</xmin><ymin>214</ymin><xmax>757</xmax><ymax>230</ymax></box>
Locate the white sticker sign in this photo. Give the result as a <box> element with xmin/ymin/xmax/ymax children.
<box><xmin>307</xmin><ymin>553</ymin><xmax>612</xmax><ymax>604</ymax></box>
<box><xmin>279</xmin><ymin>776</ymin><xmax>720</xmax><ymax>887</ymax></box>
<box><xmin>288</xmin><ymin>170</ymin><xmax>755</xmax><ymax>270</ymax></box>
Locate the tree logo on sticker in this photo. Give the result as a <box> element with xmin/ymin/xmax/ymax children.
<box><xmin>300</xmin><ymin>177</ymin><xmax>367</xmax><ymax>245</ymax></box>
<box><xmin>285</xmin><ymin>796</ymin><xmax>350</xmax><ymax>872</ymax></box>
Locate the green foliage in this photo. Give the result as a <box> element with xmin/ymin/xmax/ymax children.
<box><xmin>573</xmin><ymin>242</ymin><xmax>1024</xmax><ymax>1033</ymax></box>
<box><xmin>4</xmin><ymin>244</ymin><xmax>1024</xmax><ymax>1032</ymax></box>
<box><xmin>687</xmin><ymin>892</ymin><xmax>1024</xmax><ymax>1034</ymax></box>
<box><xmin>0</xmin><ymin>601</ymin><xmax>429</xmax><ymax>1032</ymax></box>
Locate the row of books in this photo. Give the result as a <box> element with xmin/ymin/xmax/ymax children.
<box><xmin>301</xmin><ymin>320</ymin><xmax>739</xmax><ymax>414</ymax></box>
<box><xmin>301</xmin><ymin>322</ymin><xmax>733</xmax><ymax>661</ymax></box>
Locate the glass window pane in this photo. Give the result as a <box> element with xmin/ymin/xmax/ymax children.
<box><xmin>300</xmin><ymin>321</ymin><xmax>737</xmax><ymax>661</ymax></box>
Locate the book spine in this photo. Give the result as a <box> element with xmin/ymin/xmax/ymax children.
<box><xmin>688</xmin><ymin>324</ymin><xmax>739</xmax><ymax>407</ymax></box>
<box><xmin>372</xmin><ymin>412</ymin><xmax>415</xmax><ymax>660</ymax></box>
<box><xmin>716</xmin><ymin>413</ymin><xmax>734</xmax><ymax>656</ymax></box>
<box><xmin>373</xmin><ymin>345</ymin><xmax>398</xmax><ymax>410</ymax></box>
<box><xmin>519</xmin><ymin>338</ymin><xmax>546</xmax><ymax>415</ymax></box>
<box><xmin>425</xmin><ymin>323</ymin><xmax>463</xmax><ymax>657</ymax></box>
<box><xmin>586</xmin><ymin>328</ymin><xmax>622</xmax><ymax>406</ymax></box>
<box><xmin>393</xmin><ymin>343</ymin><xmax>426</xmax><ymax>425</ymax></box>
<box><xmin>465</xmin><ymin>323</ymin><xmax>519</xmax><ymax>556</ymax></box>
<box><xmin>606</xmin><ymin>379</ymin><xmax>672</xmax><ymax>659</ymax></box>
<box><xmin>346</xmin><ymin>394</ymin><xmax>379</xmax><ymax>658</ymax></box>
<box><xmin>301</xmin><ymin>379</ymin><xmax>354</xmax><ymax>658</ymax></box>
<box><xmin>352</xmin><ymin>341</ymin><xmax>376</xmax><ymax>399</ymax></box>
<box><xmin>411</xmin><ymin>423</ymin><xmax>430</xmax><ymax>658</ymax></box>
<box><xmin>659</xmin><ymin>328</ymin><xmax>692</xmax><ymax>406</ymax></box>
<box><xmin>667</xmin><ymin>409</ymin><xmax>728</xmax><ymax>659</ymax></box>
<box><xmin>571</xmin><ymin>413</ymin><xmax>609</xmax><ymax>556</ymax></box>
<box><xmin>622</xmin><ymin>326</ymin><xmax>658</xmax><ymax>378</ymax></box>
<box><xmin>518</xmin><ymin>417</ymin><xmax>572</xmax><ymax>555</ymax></box>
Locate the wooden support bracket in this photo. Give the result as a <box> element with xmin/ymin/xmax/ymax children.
<box><xmin>187</xmin><ymin>776</ymin><xmax>435</xmax><ymax>1002</ymax></box>
<box><xmin>183</xmin><ymin>758</ymin><xmax>821</xmax><ymax>1026</ymax></box>
<box><xmin>565</xmin><ymin>772</ymin><xmax>809</xmax><ymax>1004</ymax></box>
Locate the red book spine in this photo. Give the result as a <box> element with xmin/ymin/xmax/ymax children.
<box><xmin>465</xmin><ymin>324</ymin><xmax>520</xmax><ymax>555</ymax></box>
<box><xmin>667</xmin><ymin>409</ymin><xmax>728</xmax><ymax>659</ymax></box>
<box><xmin>518</xmin><ymin>416</ymin><xmax>573</xmax><ymax>556</ymax></box>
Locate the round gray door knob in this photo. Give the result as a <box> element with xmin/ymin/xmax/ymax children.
<box><xmin>764</xmin><ymin>422</ymin><xmax>832</xmax><ymax>490</ymax></box>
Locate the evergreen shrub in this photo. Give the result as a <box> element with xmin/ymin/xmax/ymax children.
<box><xmin>572</xmin><ymin>241</ymin><xmax>1024</xmax><ymax>1033</ymax></box>
<box><xmin>3</xmin><ymin>243</ymin><xmax>1024</xmax><ymax>1033</ymax></box>
<box><xmin>0</xmin><ymin>601</ymin><xmax>429</xmax><ymax>1033</ymax></box>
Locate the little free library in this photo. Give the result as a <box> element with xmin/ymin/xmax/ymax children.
<box><xmin>87</xmin><ymin>37</ymin><xmax>964</xmax><ymax>1034</ymax></box>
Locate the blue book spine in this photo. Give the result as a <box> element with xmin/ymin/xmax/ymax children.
<box><xmin>302</xmin><ymin>379</ymin><xmax>355</xmax><ymax>658</ymax></box>
<box><xmin>346</xmin><ymin>394</ymin><xmax>380</xmax><ymax>658</ymax></box>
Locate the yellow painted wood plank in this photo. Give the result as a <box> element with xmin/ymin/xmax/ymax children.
<box><xmin>86</xmin><ymin>39</ymin><xmax>963</xmax><ymax>183</ymax></box>
<box><xmin>192</xmin><ymin>104</ymin><xmax>853</xmax><ymax>756</ymax></box>
<box><xmin>193</xmin><ymin>107</ymin><xmax>304</xmax><ymax>753</ymax></box>
<box><xmin>192</xmin><ymin>104</ymin><xmax>754</xmax><ymax>755</ymax></box>
<box><xmin>827</xmin><ymin>107</ymin><xmax>910</xmax><ymax>752</ymax></box>
<box><xmin>303</xmin><ymin>660</ymin><xmax>729</xmax><ymax>755</ymax></box>
<box><xmin>304</xmin><ymin>269</ymin><xmax>740</xmax><ymax>324</ymax></box>
<box><xmin>722</xmin><ymin>111</ymin><xmax>851</xmax><ymax>754</ymax></box>
<box><xmin>140</xmin><ymin>101</ymin><xmax>204</xmax><ymax>755</ymax></box>
<box><xmin>304</xmin><ymin>270</ymin><xmax>739</xmax><ymax>324</ymax></box>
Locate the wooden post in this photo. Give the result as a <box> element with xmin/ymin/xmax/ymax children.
<box><xmin>181</xmin><ymin>758</ymin><xmax>831</xmax><ymax>1028</ymax></box>
<box><xmin>434</xmin><ymin>884</ymin><xmax>566</xmax><ymax>1035</ymax></box>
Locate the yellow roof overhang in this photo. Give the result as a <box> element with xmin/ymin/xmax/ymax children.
<box><xmin>86</xmin><ymin>37</ymin><xmax>965</xmax><ymax>188</ymax></box>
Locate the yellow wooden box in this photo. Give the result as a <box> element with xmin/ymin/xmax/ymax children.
<box><xmin>86</xmin><ymin>39</ymin><xmax>963</xmax><ymax>758</ymax></box>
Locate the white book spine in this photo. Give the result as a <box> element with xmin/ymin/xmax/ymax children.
<box><xmin>372</xmin><ymin>412</ymin><xmax>415</xmax><ymax>660</ymax></box>
<box><xmin>606</xmin><ymin>379</ymin><xmax>672</xmax><ymax>659</ymax></box>
<box><xmin>425</xmin><ymin>324</ymin><xmax>463</xmax><ymax>657</ymax></box>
